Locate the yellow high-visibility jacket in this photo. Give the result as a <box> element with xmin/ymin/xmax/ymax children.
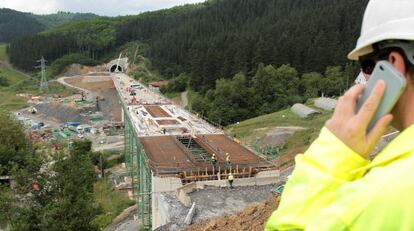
<box><xmin>265</xmin><ymin>125</ymin><xmax>414</xmax><ymax>231</ymax></box>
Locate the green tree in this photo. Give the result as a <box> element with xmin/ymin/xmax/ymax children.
<box><xmin>300</xmin><ymin>72</ymin><xmax>323</xmax><ymax>99</ymax></box>
<box><xmin>0</xmin><ymin>111</ymin><xmax>41</xmax><ymax>229</ymax></box>
<box><xmin>160</xmin><ymin>72</ymin><xmax>189</xmax><ymax>93</ymax></box>
<box><xmin>344</xmin><ymin>62</ymin><xmax>361</xmax><ymax>88</ymax></box>
<box><xmin>251</xmin><ymin>63</ymin><xmax>278</xmax><ymax>109</ymax></box>
<box><xmin>252</xmin><ymin>64</ymin><xmax>300</xmax><ymax>114</ymax></box>
<box><xmin>275</xmin><ymin>64</ymin><xmax>301</xmax><ymax>105</ymax></box>
<box><xmin>0</xmin><ymin>186</ymin><xmax>15</xmax><ymax>229</ymax></box>
<box><xmin>209</xmin><ymin>72</ymin><xmax>253</xmax><ymax>125</ymax></box>
<box><xmin>0</xmin><ymin>76</ymin><xmax>9</xmax><ymax>87</ymax></box>
<box><xmin>190</xmin><ymin>92</ymin><xmax>211</xmax><ymax>117</ymax></box>
<box><xmin>11</xmin><ymin>140</ymin><xmax>99</xmax><ymax>231</ymax></box>
<box><xmin>322</xmin><ymin>66</ymin><xmax>346</xmax><ymax>96</ymax></box>
<box><xmin>0</xmin><ymin>111</ymin><xmax>39</xmax><ymax>177</ymax></box>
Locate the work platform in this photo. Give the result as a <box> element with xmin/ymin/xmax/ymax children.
<box><xmin>112</xmin><ymin>72</ymin><xmax>275</xmax><ymax>230</ymax></box>
<box><xmin>141</xmin><ymin>134</ymin><xmax>271</xmax><ymax>176</ymax></box>
<box><xmin>112</xmin><ymin>72</ymin><xmax>274</xmax><ymax>178</ymax></box>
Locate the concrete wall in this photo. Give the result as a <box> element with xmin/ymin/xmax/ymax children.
<box><xmin>153</xmin><ymin>193</ymin><xmax>171</xmax><ymax>230</ymax></box>
<box><xmin>106</xmin><ymin>57</ymin><xmax>128</xmax><ymax>72</ymax></box>
<box><xmin>175</xmin><ymin>170</ymin><xmax>279</xmax><ymax>206</ymax></box>
<box><xmin>176</xmin><ymin>182</ymin><xmax>196</xmax><ymax>207</ymax></box>
<box><xmin>152</xmin><ymin>176</ymin><xmax>183</xmax><ymax>193</ymax></box>
<box><xmin>152</xmin><ymin>170</ymin><xmax>279</xmax><ymax>229</ymax></box>
<box><xmin>152</xmin><ymin>175</ymin><xmax>183</xmax><ymax>229</ymax></box>
<box><xmin>194</xmin><ymin>170</ymin><xmax>279</xmax><ymax>188</ymax></box>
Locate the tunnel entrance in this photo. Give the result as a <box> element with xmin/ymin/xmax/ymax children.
<box><xmin>110</xmin><ymin>65</ymin><xmax>123</xmax><ymax>72</ymax></box>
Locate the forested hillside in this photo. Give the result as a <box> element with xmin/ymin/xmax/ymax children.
<box><xmin>0</xmin><ymin>8</ymin><xmax>45</xmax><ymax>43</ymax></box>
<box><xmin>0</xmin><ymin>8</ymin><xmax>97</xmax><ymax>42</ymax></box>
<box><xmin>30</xmin><ymin>11</ymin><xmax>97</xmax><ymax>29</ymax></box>
<box><xmin>8</xmin><ymin>0</ymin><xmax>369</xmax><ymax>124</ymax></box>
<box><xmin>118</xmin><ymin>0</ymin><xmax>368</xmax><ymax>88</ymax></box>
<box><xmin>9</xmin><ymin>17</ymin><xmax>119</xmax><ymax>69</ymax></box>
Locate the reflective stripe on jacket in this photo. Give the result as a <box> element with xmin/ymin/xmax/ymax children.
<box><xmin>265</xmin><ymin>125</ymin><xmax>414</xmax><ymax>231</ymax></box>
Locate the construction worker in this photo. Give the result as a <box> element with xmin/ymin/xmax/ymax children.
<box><xmin>228</xmin><ymin>173</ymin><xmax>234</xmax><ymax>189</ymax></box>
<box><xmin>266</xmin><ymin>1</ymin><xmax>414</xmax><ymax>230</ymax></box>
<box><xmin>211</xmin><ymin>153</ymin><xmax>217</xmax><ymax>167</ymax></box>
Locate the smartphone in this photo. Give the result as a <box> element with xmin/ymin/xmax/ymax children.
<box><xmin>355</xmin><ymin>60</ymin><xmax>407</xmax><ymax>131</ymax></box>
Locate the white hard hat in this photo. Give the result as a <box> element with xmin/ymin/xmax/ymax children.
<box><xmin>348</xmin><ymin>0</ymin><xmax>414</xmax><ymax>60</ymax></box>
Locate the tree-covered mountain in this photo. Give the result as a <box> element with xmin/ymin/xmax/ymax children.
<box><xmin>0</xmin><ymin>8</ymin><xmax>45</xmax><ymax>43</ymax></box>
<box><xmin>8</xmin><ymin>0</ymin><xmax>368</xmax><ymax>75</ymax></box>
<box><xmin>8</xmin><ymin>0</ymin><xmax>369</xmax><ymax>124</ymax></box>
<box><xmin>30</xmin><ymin>11</ymin><xmax>98</xmax><ymax>29</ymax></box>
<box><xmin>116</xmin><ymin>0</ymin><xmax>368</xmax><ymax>91</ymax></box>
<box><xmin>0</xmin><ymin>8</ymin><xmax>98</xmax><ymax>42</ymax></box>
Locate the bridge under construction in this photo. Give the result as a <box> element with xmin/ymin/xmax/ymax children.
<box><xmin>112</xmin><ymin>72</ymin><xmax>275</xmax><ymax>230</ymax></box>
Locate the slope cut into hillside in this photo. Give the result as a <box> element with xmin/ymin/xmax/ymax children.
<box><xmin>186</xmin><ymin>195</ymin><xmax>280</xmax><ymax>231</ymax></box>
<box><xmin>226</xmin><ymin>99</ymin><xmax>333</xmax><ymax>160</ymax></box>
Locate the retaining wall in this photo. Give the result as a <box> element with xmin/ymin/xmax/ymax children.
<box><xmin>175</xmin><ymin>170</ymin><xmax>279</xmax><ymax>207</ymax></box>
<box><xmin>152</xmin><ymin>176</ymin><xmax>184</xmax><ymax>229</ymax></box>
<box><xmin>152</xmin><ymin>170</ymin><xmax>279</xmax><ymax>229</ymax></box>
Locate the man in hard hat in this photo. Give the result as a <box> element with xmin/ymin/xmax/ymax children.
<box><xmin>266</xmin><ymin>1</ymin><xmax>414</xmax><ymax>230</ymax></box>
<box><xmin>211</xmin><ymin>153</ymin><xmax>217</xmax><ymax>167</ymax></box>
<box><xmin>228</xmin><ymin>172</ymin><xmax>234</xmax><ymax>189</ymax></box>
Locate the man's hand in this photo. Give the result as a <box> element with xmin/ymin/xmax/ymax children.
<box><xmin>325</xmin><ymin>81</ymin><xmax>393</xmax><ymax>159</ymax></box>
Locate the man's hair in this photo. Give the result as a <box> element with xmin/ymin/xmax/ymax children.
<box><xmin>375</xmin><ymin>40</ymin><xmax>414</xmax><ymax>81</ymax></box>
<box><xmin>390</xmin><ymin>47</ymin><xmax>414</xmax><ymax>78</ymax></box>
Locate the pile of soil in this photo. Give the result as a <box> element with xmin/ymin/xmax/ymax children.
<box><xmin>34</xmin><ymin>102</ymin><xmax>92</xmax><ymax>124</ymax></box>
<box><xmin>63</xmin><ymin>76</ymin><xmax>122</xmax><ymax>121</ymax></box>
<box><xmin>65</xmin><ymin>76</ymin><xmax>114</xmax><ymax>90</ymax></box>
<box><xmin>63</xmin><ymin>64</ymin><xmax>106</xmax><ymax>76</ymax></box>
<box><xmin>186</xmin><ymin>195</ymin><xmax>280</xmax><ymax>231</ymax></box>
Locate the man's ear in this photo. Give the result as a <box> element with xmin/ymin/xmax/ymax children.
<box><xmin>388</xmin><ymin>51</ymin><xmax>407</xmax><ymax>77</ymax></box>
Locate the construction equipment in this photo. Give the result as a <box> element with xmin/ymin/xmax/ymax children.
<box><xmin>29</xmin><ymin>106</ymin><xmax>38</xmax><ymax>114</ymax></box>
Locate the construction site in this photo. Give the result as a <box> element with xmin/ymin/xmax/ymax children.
<box><xmin>14</xmin><ymin>58</ymin><xmax>397</xmax><ymax>230</ymax></box>
<box><xmin>110</xmin><ymin>66</ymin><xmax>280</xmax><ymax>230</ymax></box>
<box><xmin>12</xmin><ymin>69</ymin><xmax>124</xmax><ymax>154</ymax></box>
<box><xmin>12</xmin><ymin>58</ymin><xmax>283</xmax><ymax>230</ymax></box>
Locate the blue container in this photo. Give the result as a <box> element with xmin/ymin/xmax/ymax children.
<box><xmin>65</xmin><ymin>122</ymin><xmax>81</xmax><ymax>127</ymax></box>
<box><xmin>32</xmin><ymin>123</ymin><xmax>41</xmax><ymax>130</ymax></box>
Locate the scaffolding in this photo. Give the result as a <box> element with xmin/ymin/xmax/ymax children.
<box><xmin>177</xmin><ymin>136</ymin><xmax>210</xmax><ymax>162</ymax></box>
<box><xmin>123</xmin><ymin>107</ymin><xmax>152</xmax><ymax>230</ymax></box>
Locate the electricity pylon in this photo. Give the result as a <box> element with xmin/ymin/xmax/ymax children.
<box><xmin>36</xmin><ymin>56</ymin><xmax>48</xmax><ymax>91</ymax></box>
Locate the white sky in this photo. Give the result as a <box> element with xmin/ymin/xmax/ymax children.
<box><xmin>0</xmin><ymin>0</ymin><xmax>205</xmax><ymax>16</ymax></box>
